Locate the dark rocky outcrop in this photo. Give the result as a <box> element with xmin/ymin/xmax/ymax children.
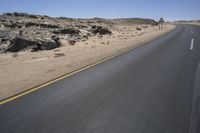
<box><xmin>6</xmin><ymin>37</ymin><xmax>35</xmax><ymax>52</ymax></box>
<box><xmin>32</xmin><ymin>41</ymin><xmax>60</xmax><ymax>51</ymax></box>
<box><xmin>0</xmin><ymin>30</ymin><xmax>11</xmax><ymax>39</ymax></box>
<box><xmin>74</xmin><ymin>25</ymin><xmax>88</xmax><ymax>29</ymax></box>
<box><xmin>25</xmin><ymin>22</ymin><xmax>60</xmax><ymax>28</ymax></box>
<box><xmin>0</xmin><ymin>12</ymin><xmax>160</xmax><ymax>53</ymax></box>
<box><xmin>4</xmin><ymin>21</ymin><xmax>23</xmax><ymax>28</ymax></box>
<box><xmin>60</xmin><ymin>28</ymin><xmax>80</xmax><ymax>35</ymax></box>
<box><xmin>3</xmin><ymin>12</ymin><xmax>39</xmax><ymax>19</ymax></box>
<box><xmin>53</xmin><ymin>28</ymin><xmax>80</xmax><ymax>36</ymax></box>
<box><xmin>91</xmin><ymin>26</ymin><xmax>112</xmax><ymax>35</ymax></box>
<box><xmin>4</xmin><ymin>37</ymin><xmax>60</xmax><ymax>52</ymax></box>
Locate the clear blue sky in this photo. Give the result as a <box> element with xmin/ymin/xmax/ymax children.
<box><xmin>0</xmin><ymin>0</ymin><xmax>199</xmax><ymax>21</ymax></box>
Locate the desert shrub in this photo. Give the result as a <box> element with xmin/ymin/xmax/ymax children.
<box><xmin>136</xmin><ymin>27</ymin><xmax>142</xmax><ymax>31</ymax></box>
<box><xmin>54</xmin><ymin>53</ymin><xmax>65</xmax><ymax>57</ymax></box>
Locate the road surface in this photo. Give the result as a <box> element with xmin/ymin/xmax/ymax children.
<box><xmin>0</xmin><ymin>25</ymin><xmax>200</xmax><ymax>133</ymax></box>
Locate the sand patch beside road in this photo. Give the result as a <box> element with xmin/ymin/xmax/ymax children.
<box><xmin>0</xmin><ymin>24</ymin><xmax>175</xmax><ymax>100</ymax></box>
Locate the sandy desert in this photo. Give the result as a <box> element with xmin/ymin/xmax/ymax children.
<box><xmin>0</xmin><ymin>13</ymin><xmax>175</xmax><ymax>100</ymax></box>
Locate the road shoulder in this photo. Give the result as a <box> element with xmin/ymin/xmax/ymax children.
<box><xmin>0</xmin><ymin>25</ymin><xmax>176</xmax><ymax>101</ymax></box>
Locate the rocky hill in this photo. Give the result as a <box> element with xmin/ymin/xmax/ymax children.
<box><xmin>0</xmin><ymin>12</ymin><xmax>158</xmax><ymax>53</ymax></box>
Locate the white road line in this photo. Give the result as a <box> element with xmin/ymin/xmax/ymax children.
<box><xmin>190</xmin><ymin>38</ymin><xmax>194</xmax><ymax>50</ymax></box>
<box><xmin>191</xmin><ymin>30</ymin><xmax>194</xmax><ymax>34</ymax></box>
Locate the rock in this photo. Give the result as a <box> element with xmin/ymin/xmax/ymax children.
<box><xmin>0</xmin><ymin>24</ymin><xmax>5</xmax><ymax>30</ymax></box>
<box><xmin>74</xmin><ymin>25</ymin><xmax>88</xmax><ymax>29</ymax></box>
<box><xmin>0</xmin><ymin>31</ymin><xmax>13</xmax><ymax>43</ymax></box>
<box><xmin>91</xmin><ymin>25</ymin><xmax>100</xmax><ymax>29</ymax></box>
<box><xmin>32</xmin><ymin>41</ymin><xmax>59</xmax><ymax>51</ymax></box>
<box><xmin>3</xmin><ymin>13</ymin><xmax>13</xmax><ymax>16</ymax></box>
<box><xmin>68</xmin><ymin>40</ymin><xmax>76</xmax><ymax>45</ymax></box>
<box><xmin>31</xmin><ymin>42</ymin><xmax>45</xmax><ymax>51</ymax></box>
<box><xmin>44</xmin><ymin>42</ymin><xmax>59</xmax><ymax>50</ymax></box>
<box><xmin>59</xmin><ymin>17</ymin><xmax>74</xmax><ymax>21</ymax></box>
<box><xmin>52</xmin><ymin>30</ymin><xmax>60</xmax><ymax>34</ymax></box>
<box><xmin>60</xmin><ymin>28</ymin><xmax>80</xmax><ymax>36</ymax></box>
<box><xmin>6</xmin><ymin>37</ymin><xmax>35</xmax><ymax>52</ymax></box>
<box><xmin>3</xmin><ymin>22</ymin><xmax>19</xmax><ymax>28</ymax></box>
<box><xmin>82</xmin><ymin>35</ymin><xmax>89</xmax><ymax>40</ymax></box>
<box><xmin>136</xmin><ymin>27</ymin><xmax>141</xmax><ymax>31</ymax></box>
<box><xmin>51</xmin><ymin>36</ymin><xmax>68</xmax><ymax>46</ymax></box>
<box><xmin>25</xmin><ymin>22</ymin><xmax>39</xmax><ymax>27</ymax></box>
<box><xmin>51</xmin><ymin>35</ymin><xmax>59</xmax><ymax>42</ymax></box>
<box><xmin>11</xmin><ymin>12</ymin><xmax>28</xmax><ymax>17</ymax></box>
<box><xmin>3</xmin><ymin>12</ymin><xmax>39</xmax><ymax>19</ymax></box>
<box><xmin>54</xmin><ymin>53</ymin><xmax>65</xmax><ymax>58</ymax></box>
<box><xmin>6</xmin><ymin>38</ymin><xmax>26</xmax><ymax>51</ymax></box>
<box><xmin>19</xmin><ymin>30</ymin><xmax>23</xmax><ymax>35</ymax></box>
<box><xmin>91</xmin><ymin>26</ymin><xmax>112</xmax><ymax>35</ymax></box>
<box><xmin>0</xmin><ymin>40</ymin><xmax>11</xmax><ymax>53</ymax></box>
<box><xmin>25</xmin><ymin>22</ymin><xmax>59</xmax><ymax>28</ymax></box>
<box><xmin>40</xmin><ymin>23</ymin><xmax>60</xmax><ymax>28</ymax></box>
<box><xmin>53</xmin><ymin>28</ymin><xmax>80</xmax><ymax>36</ymax></box>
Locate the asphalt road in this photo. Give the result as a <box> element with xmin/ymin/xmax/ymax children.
<box><xmin>0</xmin><ymin>25</ymin><xmax>200</xmax><ymax>133</ymax></box>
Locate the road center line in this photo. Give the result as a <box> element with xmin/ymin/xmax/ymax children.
<box><xmin>190</xmin><ymin>38</ymin><xmax>194</xmax><ymax>50</ymax></box>
<box><xmin>191</xmin><ymin>30</ymin><xmax>193</xmax><ymax>34</ymax></box>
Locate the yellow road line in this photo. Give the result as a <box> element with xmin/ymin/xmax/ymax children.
<box><xmin>0</xmin><ymin>27</ymin><xmax>176</xmax><ymax>106</ymax></box>
<box><xmin>0</xmin><ymin>45</ymin><xmax>139</xmax><ymax>106</ymax></box>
